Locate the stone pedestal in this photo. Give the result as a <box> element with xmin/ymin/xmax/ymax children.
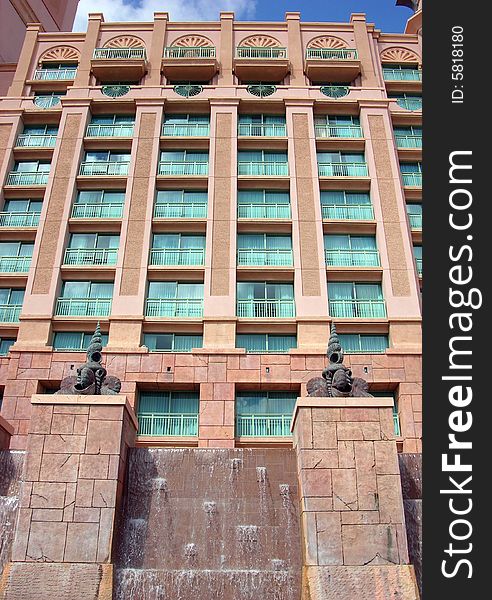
<box><xmin>0</xmin><ymin>395</ymin><xmax>137</xmax><ymax>600</ymax></box>
<box><xmin>292</xmin><ymin>397</ymin><xmax>420</xmax><ymax>600</ymax></box>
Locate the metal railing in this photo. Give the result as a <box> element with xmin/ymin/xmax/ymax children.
<box><xmin>318</xmin><ymin>163</ymin><xmax>368</xmax><ymax>177</ymax></box>
<box><xmin>93</xmin><ymin>47</ymin><xmax>146</xmax><ymax>60</ymax></box>
<box><xmin>401</xmin><ymin>172</ymin><xmax>422</xmax><ymax>187</ymax></box>
<box><xmin>236</xmin><ymin>414</ymin><xmax>292</xmax><ymax>437</ymax></box>
<box><xmin>0</xmin><ymin>305</ymin><xmax>21</xmax><ymax>323</ymax></box>
<box><xmin>149</xmin><ymin>248</ymin><xmax>205</xmax><ymax>266</ymax></box>
<box><xmin>325</xmin><ymin>249</ymin><xmax>380</xmax><ymax>267</ymax></box>
<box><xmin>33</xmin><ymin>68</ymin><xmax>77</xmax><ymax>80</ymax></box>
<box><xmin>15</xmin><ymin>134</ymin><xmax>57</xmax><ymax>147</ymax></box>
<box><xmin>237</xmin><ymin>249</ymin><xmax>293</xmax><ymax>266</ymax></box>
<box><xmin>395</xmin><ymin>134</ymin><xmax>422</xmax><ymax>148</ymax></box>
<box><xmin>315</xmin><ymin>124</ymin><xmax>362</xmax><ymax>138</ymax></box>
<box><xmin>158</xmin><ymin>162</ymin><xmax>208</xmax><ymax>176</ymax></box>
<box><xmin>235</xmin><ymin>47</ymin><xmax>287</xmax><ymax>59</ymax></box>
<box><xmin>383</xmin><ymin>68</ymin><xmax>421</xmax><ymax>81</ymax></box>
<box><xmin>238</xmin><ymin>162</ymin><xmax>288</xmax><ymax>176</ymax></box>
<box><xmin>237</xmin><ymin>299</ymin><xmax>295</xmax><ymax>318</ymax></box>
<box><xmin>145</xmin><ymin>298</ymin><xmax>204</xmax><ymax>318</ymax></box>
<box><xmin>86</xmin><ymin>124</ymin><xmax>134</xmax><ymax>137</ymax></box>
<box><xmin>6</xmin><ymin>172</ymin><xmax>49</xmax><ymax>186</ymax></box>
<box><xmin>0</xmin><ymin>256</ymin><xmax>31</xmax><ymax>273</ymax></box>
<box><xmin>161</xmin><ymin>123</ymin><xmax>210</xmax><ymax>137</ymax></box>
<box><xmin>79</xmin><ymin>161</ymin><xmax>129</xmax><ymax>176</ymax></box>
<box><xmin>0</xmin><ymin>212</ymin><xmax>41</xmax><ymax>227</ymax></box>
<box><xmin>33</xmin><ymin>95</ymin><xmax>62</xmax><ymax>109</ymax></box>
<box><xmin>138</xmin><ymin>413</ymin><xmax>198</xmax><ymax>437</ymax></box>
<box><xmin>306</xmin><ymin>47</ymin><xmax>358</xmax><ymax>60</ymax></box>
<box><xmin>71</xmin><ymin>203</ymin><xmax>124</xmax><ymax>219</ymax></box>
<box><xmin>238</xmin><ymin>203</ymin><xmax>291</xmax><ymax>219</ymax></box>
<box><xmin>154</xmin><ymin>203</ymin><xmax>207</xmax><ymax>219</ymax></box>
<box><xmin>163</xmin><ymin>46</ymin><xmax>216</xmax><ymax>59</ymax></box>
<box><xmin>55</xmin><ymin>298</ymin><xmax>112</xmax><ymax>317</ymax></box>
<box><xmin>321</xmin><ymin>204</ymin><xmax>374</xmax><ymax>220</ymax></box>
<box><xmin>63</xmin><ymin>248</ymin><xmax>118</xmax><ymax>266</ymax></box>
<box><xmin>238</xmin><ymin>122</ymin><xmax>287</xmax><ymax>137</ymax></box>
<box><xmin>395</xmin><ymin>98</ymin><xmax>422</xmax><ymax>111</ymax></box>
<box><xmin>408</xmin><ymin>213</ymin><xmax>422</xmax><ymax>229</ymax></box>
<box><xmin>328</xmin><ymin>299</ymin><xmax>387</xmax><ymax>318</ymax></box>
<box><xmin>415</xmin><ymin>258</ymin><xmax>422</xmax><ymax>276</ymax></box>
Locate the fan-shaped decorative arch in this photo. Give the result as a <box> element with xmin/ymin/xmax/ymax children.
<box><xmin>239</xmin><ymin>35</ymin><xmax>282</xmax><ymax>48</ymax></box>
<box><xmin>307</xmin><ymin>36</ymin><xmax>348</xmax><ymax>50</ymax></box>
<box><xmin>104</xmin><ymin>35</ymin><xmax>145</xmax><ymax>49</ymax></box>
<box><xmin>171</xmin><ymin>35</ymin><xmax>213</xmax><ymax>48</ymax></box>
<box><xmin>380</xmin><ymin>47</ymin><xmax>421</xmax><ymax>63</ymax></box>
<box><xmin>39</xmin><ymin>46</ymin><xmax>80</xmax><ymax>63</ymax></box>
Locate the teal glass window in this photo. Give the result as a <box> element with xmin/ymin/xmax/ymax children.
<box><xmin>143</xmin><ymin>334</ymin><xmax>203</xmax><ymax>352</ymax></box>
<box><xmin>236</xmin><ymin>334</ymin><xmax>297</xmax><ymax>353</ymax></box>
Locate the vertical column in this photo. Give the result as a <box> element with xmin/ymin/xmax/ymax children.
<box><xmin>285</xmin><ymin>12</ymin><xmax>306</xmax><ymax>86</ymax></box>
<box><xmin>203</xmin><ymin>100</ymin><xmax>238</xmax><ymax>350</ymax></box>
<box><xmin>199</xmin><ymin>382</ymin><xmax>235</xmax><ymax>448</ymax></box>
<box><xmin>148</xmin><ymin>12</ymin><xmax>168</xmax><ymax>86</ymax></box>
<box><xmin>0</xmin><ymin>113</ymin><xmax>23</xmax><ymax>189</ymax></box>
<box><xmin>286</xmin><ymin>100</ymin><xmax>329</xmax><ymax>352</ymax></box>
<box><xmin>73</xmin><ymin>13</ymin><xmax>103</xmax><ymax>88</ymax></box>
<box><xmin>7</xmin><ymin>24</ymin><xmax>43</xmax><ymax>97</ymax></box>
<box><xmin>351</xmin><ymin>14</ymin><xmax>379</xmax><ymax>88</ymax></box>
<box><xmin>360</xmin><ymin>102</ymin><xmax>421</xmax><ymax>351</ymax></box>
<box><xmin>219</xmin><ymin>12</ymin><xmax>234</xmax><ymax>85</ymax></box>
<box><xmin>108</xmin><ymin>100</ymin><xmax>163</xmax><ymax>351</ymax></box>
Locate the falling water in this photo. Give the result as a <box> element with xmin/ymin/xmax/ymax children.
<box><xmin>0</xmin><ymin>450</ymin><xmax>24</xmax><ymax>578</ymax></box>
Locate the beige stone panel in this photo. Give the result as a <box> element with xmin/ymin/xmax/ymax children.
<box><xmin>297</xmin><ymin>322</ymin><xmax>330</xmax><ymax>352</ymax></box>
<box><xmin>342</xmin><ymin>524</ymin><xmax>400</xmax><ymax>566</ymax></box>
<box><xmin>203</xmin><ymin>321</ymin><xmax>235</xmax><ymax>349</ymax></box>
<box><xmin>0</xmin><ymin>123</ymin><xmax>12</xmax><ymax>171</ymax></box>
<box><xmin>389</xmin><ymin>321</ymin><xmax>422</xmax><ymax>352</ymax></box>
<box><xmin>13</xmin><ymin>320</ymin><xmax>52</xmax><ymax>350</ymax></box>
<box><xmin>316</xmin><ymin>512</ymin><xmax>343</xmax><ymax>566</ymax></box>
<box><xmin>107</xmin><ymin>321</ymin><xmax>143</xmax><ymax>351</ymax></box>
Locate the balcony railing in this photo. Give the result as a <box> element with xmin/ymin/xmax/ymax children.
<box><xmin>0</xmin><ymin>256</ymin><xmax>31</xmax><ymax>273</ymax></box>
<box><xmin>79</xmin><ymin>162</ymin><xmax>129</xmax><ymax>176</ymax></box>
<box><xmin>237</xmin><ymin>249</ymin><xmax>293</xmax><ymax>267</ymax></box>
<box><xmin>6</xmin><ymin>172</ymin><xmax>49</xmax><ymax>186</ymax></box>
<box><xmin>383</xmin><ymin>68</ymin><xmax>421</xmax><ymax>81</ymax></box>
<box><xmin>401</xmin><ymin>172</ymin><xmax>422</xmax><ymax>187</ymax></box>
<box><xmin>395</xmin><ymin>135</ymin><xmax>422</xmax><ymax>149</ymax></box>
<box><xmin>321</xmin><ymin>204</ymin><xmax>374</xmax><ymax>220</ymax></box>
<box><xmin>55</xmin><ymin>297</ymin><xmax>112</xmax><ymax>317</ymax></box>
<box><xmin>415</xmin><ymin>258</ymin><xmax>422</xmax><ymax>276</ymax></box>
<box><xmin>145</xmin><ymin>298</ymin><xmax>204</xmax><ymax>318</ymax></box>
<box><xmin>161</xmin><ymin>123</ymin><xmax>210</xmax><ymax>137</ymax></box>
<box><xmin>71</xmin><ymin>203</ymin><xmax>124</xmax><ymax>219</ymax></box>
<box><xmin>86</xmin><ymin>124</ymin><xmax>134</xmax><ymax>137</ymax></box>
<box><xmin>158</xmin><ymin>162</ymin><xmax>208</xmax><ymax>176</ymax></box>
<box><xmin>163</xmin><ymin>46</ymin><xmax>216</xmax><ymax>59</ymax></box>
<box><xmin>328</xmin><ymin>299</ymin><xmax>387</xmax><ymax>318</ymax></box>
<box><xmin>238</xmin><ymin>162</ymin><xmax>288</xmax><ymax>176</ymax></box>
<box><xmin>0</xmin><ymin>305</ymin><xmax>21</xmax><ymax>323</ymax></box>
<box><xmin>236</xmin><ymin>47</ymin><xmax>287</xmax><ymax>59</ymax></box>
<box><xmin>93</xmin><ymin>47</ymin><xmax>146</xmax><ymax>60</ymax></box>
<box><xmin>306</xmin><ymin>48</ymin><xmax>358</xmax><ymax>60</ymax></box>
<box><xmin>325</xmin><ymin>249</ymin><xmax>380</xmax><ymax>267</ymax></box>
<box><xmin>154</xmin><ymin>203</ymin><xmax>207</xmax><ymax>219</ymax></box>
<box><xmin>315</xmin><ymin>125</ymin><xmax>362</xmax><ymax>138</ymax></box>
<box><xmin>149</xmin><ymin>248</ymin><xmax>205</xmax><ymax>266</ymax></box>
<box><xmin>63</xmin><ymin>248</ymin><xmax>118</xmax><ymax>266</ymax></box>
<box><xmin>408</xmin><ymin>213</ymin><xmax>422</xmax><ymax>229</ymax></box>
<box><xmin>236</xmin><ymin>414</ymin><xmax>292</xmax><ymax>437</ymax></box>
<box><xmin>318</xmin><ymin>163</ymin><xmax>368</xmax><ymax>177</ymax></box>
<box><xmin>395</xmin><ymin>98</ymin><xmax>422</xmax><ymax>111</ymax></box>
<box><xmin>238</xmin><ymin>203</ymin><xmax>291</xmax><ymax>219</ymax></box>
<box><xmin>33</xmin><ymin>95</ymin><xmax>62</xmax><ymax>109</ymax></box>
<box><xmin>237</xmin><ymin>299</ymin><xmax>295</xmax><ymax>318</ymax></box>
<box><xmin>138</xmin><ymin>413</ymin><xmax>198</xmax><ymax>437</ymax></box>
<box><xmin>238</xmin><ymin>123</ymin><xmax>287</xmax><ymax>137</ymax></box>
<box><xmin>33</xmin><ymin>68</ymin><xmax>77</xmax><ymax>80</ymax></box>
<box><xmin>0</xmin><ymin>212</ymin><xmax>41</xmax><ymax>227</ymax></box>
<box><xmin>15</xmin><ymin>134</ymin><xmax>57</xmax><ymax>148</ymax></box>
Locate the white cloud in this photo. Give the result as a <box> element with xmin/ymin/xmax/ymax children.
<box><xmin>73</xmin><ymin>0</ymin><xmax>257</xmax><ymax>31</ymax></box>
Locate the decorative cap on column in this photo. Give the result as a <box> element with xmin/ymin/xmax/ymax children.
<box><xmin>154</xmin><ymin>12</ymin><xmax>169</xmax><ymax>21</ymax></box>
<box><xmin>350</xmin><ymin>13</ymin><xmax>367</xmax><ymax>22</ymax></box>
<box><xmin>220</xmin><ymin>11</ymin><xmax>235</xmax><ymax>20</ymax></box>
<box><xmin>88</xmin><ymin>13</ymin><xmax>104</xmax><ymax>22</ymax></box>
<box><xmin>285</xmin><ymin>12</ymin><xmax>301</xmax><ymax>20</ymax></box>
<box><xmin>25</xmin><ymin>23</ymin><xmax>44</xmax><ymax>32</ymax></box>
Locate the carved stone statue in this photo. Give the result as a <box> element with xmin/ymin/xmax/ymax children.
<box><xmin>306</xmin><ymin>324</ymin><xmax>372</xmax><ymax>397</ymax></box>
<box><xmin>56</xmin><ymin>323</ymin><xmax>121</xmax><ymax>395</ymax></box>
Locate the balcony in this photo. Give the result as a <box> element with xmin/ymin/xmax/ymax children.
<box><xmin>321</xmin><ymin>204</ymin><xmax>374</xmax><ymax>220</ymax></box>
<box><xmin>304</xmin><ymin>47</ymin><xmax>360</xmax><ymax>83</ymax></box>
<box><xmin>328</xmin><ymin>299</ymin><xmax>387</xmax><ymax>318</ymax></box>
<box><xmin>395</xmin><ymin>135</ymin><xmax>422</xmax><ymax>149</ymax></box>
<box><xmin>79</xmin><ymin>162</ymin><xmax>129</xmax><ymax>176</ymax></box>
<box><xmin>0</xmin><ymin>305</ymin><xmax>21</xmax><ymax>323</ymax></box>
<box><xmin>6</xmin><ymin>172</ymin><xmax>49</xmax><ymax>186</ymax></box>
<box><xmin>145</xmin><ymin>298</ymin><xmax>204</xmax><ymax>318</ymax></box>
<box><xmin>71</xmin><ymin>203</ymin><xmax>124</xmax><ymax>219</ymax></box>
<box><xmin>91</xmin><ymin>47</ymin><xmax>147</xmax><ymax>82</ymax></box>
<box><xmin>238</xmin><ymin>162</ymin><xmax>288</xmax><ymax>177</ymax></box>
<box><xmin>0</xmin><ymin>256</ymin><xmax>31</xmax><ymax>273</ymax></box>
<box><xmin>161</xmin><ymin>122</ymin><xmax>210</xmax><ymax>137</ymax></box>
<box><xmin>138</xmin><ymin>413</ymin><xmax>198</xmax><ymax>437</ymax></box>
<box><xmin>315</xmin><ymin>124</ymin><xmax>362</xmax><ymax>139</ymax></box>
<box><xmin>237</xmin><ymin>299</ymin><xmax>295</xmax><ymax>318</ymax></box>
<box><xmin>154</xmin><ymin>202</ymin><xmax>207</xmax><ymax>219</ymax></box>
<box><xmin>158</xmin><ymin>162</ymin><xmax>208</xmax><ymax>176</ymax></box>
<box><xmin>149</xmin><ymin>248</ymin><xmax>205</xmax><ymax>266</ymax></box>
<box><xmin>408</xmin><ymin>213</ymin><xmax>422</xmax><ymax>229</ymax></box>
<box><xmin>401</xmin><ymin>173</ymin><xmax>422</xmax><ymax>187</ymax></box>
<box><xmin>86</xmin><ymin>124</ymin><xmax>134</xmax><ymax>138</ymax></box>
<box><xmin>33</xmin><ymin>95</ymin><xmax>62</xmax><ymax>109</ymax></box>
<box><xmin>15</xmin><ymin>134</ymin><xmax>57</xmax><ymax>148</ymax></box>
<box><xmin>238</xmin><ymin>122</ymin><xmax>287</xmax><ymax>137</ymax></box>
<box><xmin>63</xmin><ymin>248</ymin><xmax>118</xmax><ymax>266</ymax></box>
<box><xmin>33</xmin><ymin>68</ymin><xmax>77</xmax><ymax>81</ymax></box>
<box><xmin>318</xmin><ymin>163</ymin><xmax>368</xmax><ymax>177</ymax></box>
<box><xmin>325</xmin><ymin>249</ymin><xmax>380</xmax><ymax>267</ymax></box>
<box><xmin>394</xmin><ymin>97</ymin><xmax>422</xmax><ymax>111</ymax></box>
<box><xmin>233</xmin><ymin>47</ymin><xmax>289</xmax><ymax>82</ymax></box>
<box><xmin>237</xmin><ymin>249</ymin><xmax>293</xmax><ymax>267</ymax></box>
<box><xmin>0</xmin><ymin>212</ymin><xmax>40</xmax><ymax>228</ymax></box>
<box><xmin>162</xmin><ymin>46</ymin><xmax>218</xmax><ymax>81</ymax></box>
<box><xmin>236</xmin><ymin>414</ymin><xmax>291</xmax><ymax>437</ymax></box>
<box><xmin>238</xmin><ymin>203</ymin><xmax>290</xmax><ymax>219</ymax></box>
<box><xmin>55</xmin><ymin>298</ymin><xmax>112</xmax><ymax>317</ymax></box>
<box><xmin>383</xmin><ymin>68</ymin><xmax>421</xmax><ymax>82</ymax></box>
